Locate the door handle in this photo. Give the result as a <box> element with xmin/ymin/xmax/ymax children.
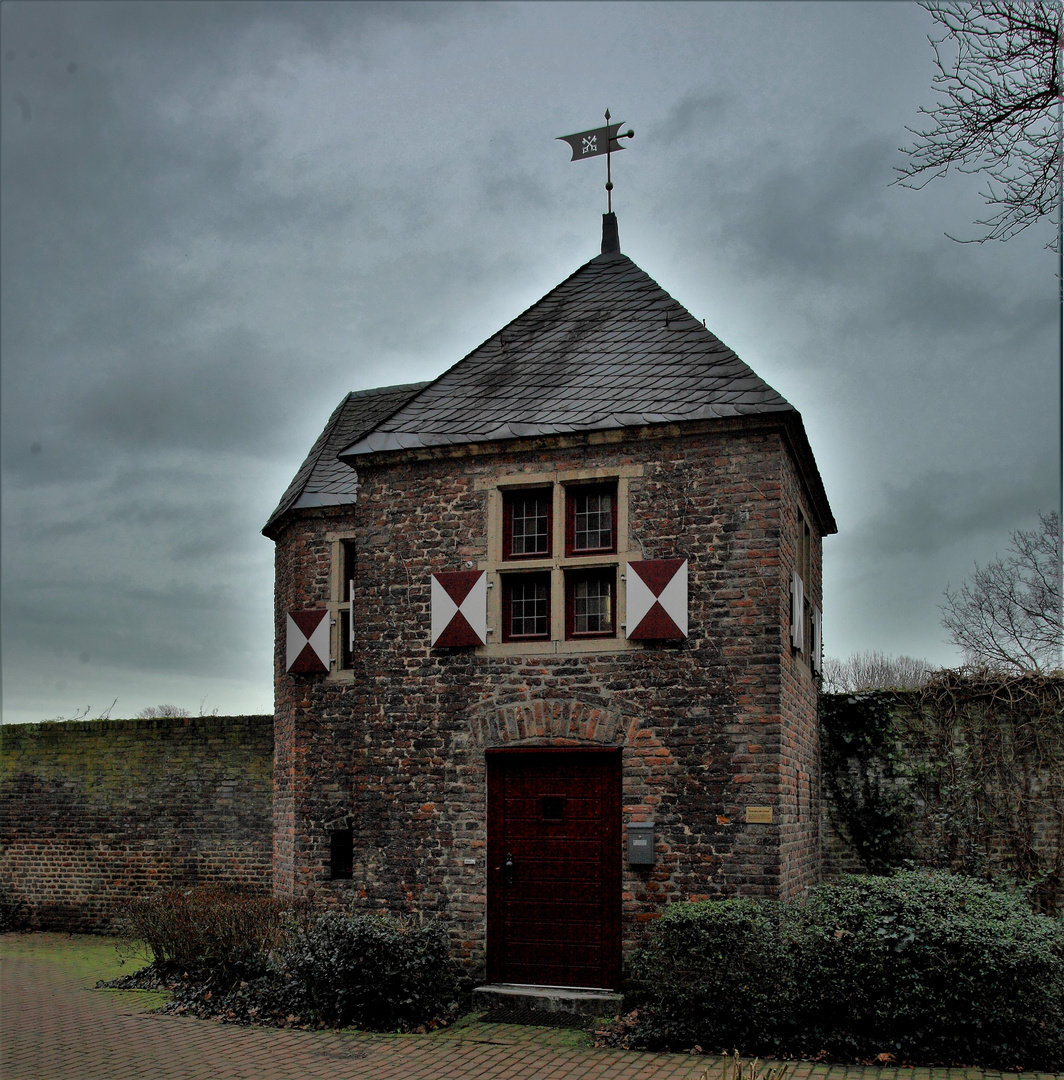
<box><xmin>504</xmin><ymin>852</ymin><xmax>515</xmax><ymax>886</ymax></box>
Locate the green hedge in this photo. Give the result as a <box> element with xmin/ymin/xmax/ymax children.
<box><xmin>632</xmin><ymin>898</ymin><xmax>790</xmax><ymax>1055</ymax></box>
<box><xmin>278</xmin><ymin>910</ymin><xmax>456</xmax><ymax>1030</ymax></box>
<box><xmin>788</xmin><ymin>873</ymin><xmax>1064</xmax><ymax>1066</ymax></box>
<box><xmin>630</xmin><ymin>872</ymin><xmax>1064</xmax><ymax>1069</ymax></box>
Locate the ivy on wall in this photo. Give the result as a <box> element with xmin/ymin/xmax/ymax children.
<box><xmin>820</xmin><ymin>671</ymin><xmax>1064</xmax><ymax>913</ymax></box>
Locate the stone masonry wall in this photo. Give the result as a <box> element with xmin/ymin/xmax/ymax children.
<box><xmin>0</xmin><ymin>715</ymin><xmax>273</xmax><ymax>932</ymax></box>
<box><xmin>271</xmin><ymin>418</ymin><xmax>823</xmax><ymax>974</ymax></box>
<box><xmin>819</xmin><ymin>678</ymin><xmax>1064</xmax><ymax>915</ymax></box>
<box><xmin>777</xmin><ymin>447</ymin><xmax>824</xmax><ymax>900</ymax></box>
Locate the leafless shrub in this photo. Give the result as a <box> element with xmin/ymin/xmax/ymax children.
<box><xmin>821</xmin><ymin>652</ymin><xmax>937</xmax><ymax>693</ymax></box>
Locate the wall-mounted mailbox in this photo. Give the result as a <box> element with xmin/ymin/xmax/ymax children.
<box><xmin>627</xmin><ymin>820</ymin><xmax>655</xmax><ymax>865</ymax></box>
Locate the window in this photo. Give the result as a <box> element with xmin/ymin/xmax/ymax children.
<box><xmin>565</xmin><ymin>568</ymin><xmax>616</xmax><ymax>638</ymax></box>
<box><xmin>566</xmin><ymin>484</ymin><xmax>616</xmax><ymax>555</ymax></box>
<box><xmin>502</xmin><ymin>572</ymin><xmax>551</xmax><ymax>641</ymax></box>
<box><xmin>479</xmin><ymin>465</ymin><xmax>643</xmax><ymax>653</ymax></box>
<box><xmin>504</xmin><ymin>489</ymin><xmax>551</xmax><ymax>559</ymax></box>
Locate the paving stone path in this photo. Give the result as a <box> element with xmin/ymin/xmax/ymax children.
<box><xmin>2</xmin><ymin>934</ymin><xmax>1058</xmax><ymax>1080</ymax></box>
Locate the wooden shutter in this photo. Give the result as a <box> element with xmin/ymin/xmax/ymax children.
<box><xmin>286</xmin><ymin>609</ymin><xmax>330</xmax><ymax>673</ymax></box>
<box><xmin>811</xmin><ymin>604</ymin><xmax>823</xmax><ymax>674</ymax></box>
<box><xmin>431</xmin><ymin>570</ymin><xmax>487</xmax><ymax>647</ymax></box>
<box><xmin>790</xmin><ymin>572</ymin><xmax>805</xmax><ymax>651</ymax></box>
<box><xmin>626</xmin><ymin>559</ymin><xmax>688</xmax><ymax>640</ymax></box>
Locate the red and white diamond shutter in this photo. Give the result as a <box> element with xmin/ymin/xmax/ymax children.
<box><xmin>431</xmin><ymin>570</ymin><xmax>487</xmax><ymax>647</ymax></box>
<box><xmin>626</xmin><ymin>559</ymin><xmax>688</xmax><ymax>640</ymax></box>
<box><xmin>286</xmin><ymin>609</ymin><xmax>331</xmax><ymax>674</ymax></box>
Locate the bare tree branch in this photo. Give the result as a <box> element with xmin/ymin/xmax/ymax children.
<box><xmin>941</xmin><ymin>511</ymin><xmax>1064</xmax><ymax>671</ymax></box>
<box><xmin>895</xmin><ymin>0</ymin><xmax>1063</xmax><ymax>249</ymax></box>
<box><xmin>821</xmin><ymin>651</ymin><xmax>937</xmax><ymax>693</ymax></box>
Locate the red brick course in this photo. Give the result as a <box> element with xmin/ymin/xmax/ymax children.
<box><xmin>0</xmin><ymin>716</ymin><xmax>273</xmax><ymax>931</ymax></box>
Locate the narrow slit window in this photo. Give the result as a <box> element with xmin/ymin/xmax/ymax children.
<box><xmin>330</xmin><ymin>829</ymin><xmax>353</xmax><ymax>880</ymax></box>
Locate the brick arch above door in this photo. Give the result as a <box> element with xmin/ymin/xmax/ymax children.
<box><xmin>467</xmin><ymin>697</ymin><xmax>631</xmax><ymax>748</ymax></box>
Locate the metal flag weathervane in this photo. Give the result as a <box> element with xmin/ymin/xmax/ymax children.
<box><xmin>557</xmin><ymin>109</ymin><xmax>634</xmax><ymax>213</ymax></box>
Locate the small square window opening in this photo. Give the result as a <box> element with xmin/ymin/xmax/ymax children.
<box><xmin>504</xmin><ymin>490</ymin><xmax>552</xmax><ymax>559</ymax></box>
<box><xmin>502</xmin><ymin>572</ymin><xmax>551</xmax><ymax>641</ymax></box>
<box><xmin>565</xmin><ymin>568</ymin><xmax>616</xmax><ymax>639</ymax></box>
<box><xmin>567</xmin><ymin>485</ymin><xmax>616</xmax><ymax>555</ymax></box>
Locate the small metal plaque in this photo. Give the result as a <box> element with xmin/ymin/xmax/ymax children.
<box><xmin>746</xmin><ymin>806</ymin><xmax>773</xmax><ymax>824</ymax></box>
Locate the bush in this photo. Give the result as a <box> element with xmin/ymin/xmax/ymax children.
<box><xmin>788</xmin><ymin>872</ymin><xmax>1064</xmax><ymax>1068</ymax></box>
<box><xmin>629</xmin><ymin>873</ymin><xmax>1064</xmax><ymax>1068</ymax></box>
<box><xmin>278</xmin><ymin>910</ymin><xmax>455</xmax><ymax>1030</ymax></box>
<box><xmin>124</xmin><ymin>886</ymin><xmax>290</xmax><ymax>986</ymax></box>
<box><xmin>630</xmin><ymin>898</ymin><xmax>791</xmax><ymax>1054</ymax></box>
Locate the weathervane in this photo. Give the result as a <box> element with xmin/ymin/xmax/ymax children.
<box><xmin>557</xmin><ymin>109</ymin><xmax>634</xmax><ymax>213</ymax></box>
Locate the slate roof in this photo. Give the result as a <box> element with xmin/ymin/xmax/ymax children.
<box><xmin>263</xmin><ymin>381</ymin><xmax>427</xmax><ymax>535</ymax></box>
<box><xmin>339</xmin><ymin>242</ymin><xmax>795</xmax><ymax>460</ymax></box>
<box><xmin>267</xmin><ymin>218</ymin><xmax>835</xmax><ymax>536</ymax></box>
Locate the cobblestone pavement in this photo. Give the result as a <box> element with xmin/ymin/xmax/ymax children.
<box><xmin>2</xmin><ymin>934</ymin><xmax>1059</xmax><ymax>1080</ymax></box>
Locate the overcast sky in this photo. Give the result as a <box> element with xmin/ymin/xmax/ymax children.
<box><xmin>1</xmin><ymin>1</ymin><xmax>1059</xmax><ymax>724</ymax></box>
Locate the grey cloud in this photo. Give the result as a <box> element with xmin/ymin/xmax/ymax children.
<box><xmin>4</xmin><ymin>574</ymin><xmax>264</xmax><ymax>678</ymax></box>
<box><xmin>852</xmin><ymin>455</ymin><xmax>1062</xmax><ymax>559</ymax></box>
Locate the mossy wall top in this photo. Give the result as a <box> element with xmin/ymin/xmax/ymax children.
<box><xmin>0</xmin><ymin>715</ymin><xmax>273</xmax><ymax>931</ymax></box>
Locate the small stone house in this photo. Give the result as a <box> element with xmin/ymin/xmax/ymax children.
<box><xmin>263</xmin><ymin>214</ymin><xmax>836</xmax><ymax>990</ymax></box>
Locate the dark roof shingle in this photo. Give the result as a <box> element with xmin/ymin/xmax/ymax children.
<box><xmin>262</xmin><ymin>381</ymin><xmax>427</xmax><ymax>535</ymax></box>
<box><xmin>338</xmin><ymin>249</ymin><xmax>793</xmax><ymax>459</ymax></box>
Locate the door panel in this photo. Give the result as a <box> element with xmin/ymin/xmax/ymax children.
<box><xmin>487</xmin><ymin>749</ymin><xmax>621</xmax><ymax>988</ymax></box>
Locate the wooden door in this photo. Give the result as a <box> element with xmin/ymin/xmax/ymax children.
<box><xmin>486</xmin><ymin>748</ymin><xmax>621</xmax><ymax>988</ymax></box>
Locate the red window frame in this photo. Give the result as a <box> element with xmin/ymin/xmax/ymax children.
<box><xmin>503</xmin><ymin>489</ymin><xmax>552</xmax><ymax>560</ymax></box>
<box><xmin>565</xmin><ymin>484</ymin><xmax>617</xmax><ymax>556</ymax></box>
<box><xmin>501</xmin><ymin>572</ymin><xmax>552</xmax><ymax>641</ymax></box>
<box><xmin>565</xmin><ymin>567</ymin><xmax>616</xmax><ymax>640</ymax></box>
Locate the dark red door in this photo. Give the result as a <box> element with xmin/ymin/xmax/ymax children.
<box><xmin>487</xmin><ymin>748</ymin><xmax>621</xmax><ymax>988</ymax></box>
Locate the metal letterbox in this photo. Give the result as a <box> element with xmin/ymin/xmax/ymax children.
<box><xmin>627</xmin><ymin>820</ymin><xmax>655</xmax><ymax>865</ymax></box>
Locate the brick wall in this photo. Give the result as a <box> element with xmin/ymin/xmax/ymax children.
<box><xmin>0</xmin><ymin>715</ymin><xmax>273</xmax><ymax>931</ymax></box>
<box><xmin>271</xmin><ymin>417</ymin><xmax>824</xmax><ymax>973</ymax></box>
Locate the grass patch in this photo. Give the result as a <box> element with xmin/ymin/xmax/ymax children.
<box><xmin>1</xmin><ymin>931</ymin><xmax>169</xmax><ymax>1012</ymax></box>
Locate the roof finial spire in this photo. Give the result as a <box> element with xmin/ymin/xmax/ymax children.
<box><xmin>557</xmin><ymin>109</ymin><xmax>635</xmax><ymax>214</ymax></box>
<box><xmin>601</xmin><ymin>210</ymin><xmax>620</xmax><ymax>255</ymax></box>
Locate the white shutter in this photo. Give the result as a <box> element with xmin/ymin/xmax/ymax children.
<box><xmin>812</xmin><ymin>604</ymin><xmax>822</xmax><ymax>673</ymax></box>
<box><xmin>790</xmin><ymin>572</ymin><xmax>805</xmax><ymax>651</ymax></box>
<box><xmin>430</xmin><ymin>570</ymin><xmax>487</xmax><ymax>647</ymax></box>
<box><xmin>286</xmin><ymin>609</ymin><xmax>331</xmax><ymax>673</ymax></box>
<box><xmin>626</xmin><ymin>559</ymin><xmax>688</xmax><ymax>640</ymax></box>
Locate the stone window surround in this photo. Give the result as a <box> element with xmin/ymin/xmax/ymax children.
<box><xmin>477</xmin><ymin>463</ymin><xmax>644</xmax><ymax>656</ymax></box>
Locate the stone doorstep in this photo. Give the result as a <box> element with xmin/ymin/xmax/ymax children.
<box><xmin>472</xmin><ymin>982</ymin><xmax>623</xmax><ymax>1018</ymax></box>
